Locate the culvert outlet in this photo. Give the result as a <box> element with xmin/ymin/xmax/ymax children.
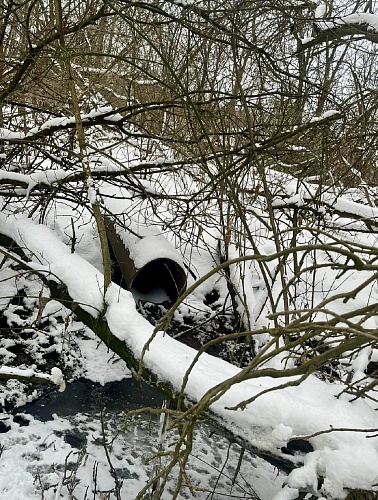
<box><xmin>105</xmin><ymin>218</ymin><xmax>187</xmax><ymax>305</ymax></box>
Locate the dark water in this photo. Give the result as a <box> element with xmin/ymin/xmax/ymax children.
<box><xmin>13</xmin><ymin>378</ymin><xmax>298</xmax><ymax>477</ymax></box>
<box><xmin>18</xmin><ymin>377</ymin><xmax>165</xmax><ymax>422</ymax></box>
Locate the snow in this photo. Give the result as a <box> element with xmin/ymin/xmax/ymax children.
<box><xmin>102</xmin><ymin>183</ymin><xmax>185</xmax><ymax>269</ymax></box>
<box><xmin>271</xmin><ymin>175</ymin><xmax>378</xmax><ymax>224</ymax></box>
<box><xmin>271</xmin><ymin>423</ymin><xmax>293</xmax><ymax>446</ymax></box>
<box><xmin>86</xmin><ymin>177</ymin><xmax>97</xmax><ymax>204</ymax></box>
<box><xmin>0</xmin><ymin>366</ymin><xmax>42</xmax><ymax>379</ymax></box>
<box><xmin>274</xmin><ymin>487</ymin><xmax>300</xmax><ymax>500</ymax></box>
<box><xmin>0</xmin><ymin>128</ymin><xmax>24</xmax><ymax>140</ymax></box>
<box><xmin>0</xmin><ymin>213</ymin><xmax>106</xmax><ymax>315</ymax></box>
<box><xmin>0</xmin><ymin>107</ymin><xmax>124</xmax><ymax>142</ymax></box>
<box><xmin>317</xmin><ymin>13</ymin><xmax>378</xmax><ymax>32</ymax></box>
<box><xmin>0</xmin><ymin>170</ymin><xmax>29</xmax><ymax>183</ymax></box>
<box><xmin>315</xmin><ymin>3</ymin><xmax>327</xmax><ymax>19</ymax></box>
<box><xmin>76</xmin><ymin>327</ymin><xmax>132</xmax><ymax>384</ymax></box>
<box><xmin>309</xmin><ymin>110</ymin><xmax>340</xmax><ymax>123</ymax></box>
<box><xmin>127</xmin><ymin>234</ymin><xmax>185</xmax><ymax>269</ymax></box>
<box><xmin>50</xmin><ymin>367</ymin><xmax>66</xmax><ymax>392</ymax></box>
<box><xmin>0</xmin><ymin>366</ymin><xmax>65</xmax><ymax>391</ymax></box>
<box><xmin>0</xmin><ymin>267</ymin><xmax>18</xmax><ymax>309</ymax></box>
<box><xmin>0</xmin><ymin>168</ymin><xmax>73</xmax><ymax>198</ymax></box>
<box><xmin>28</xmin><ymin>169</ymin><xmax>68</xmax><ymax>188</ymax></box>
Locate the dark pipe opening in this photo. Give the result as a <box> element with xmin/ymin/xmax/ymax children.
<box><xmin>131</xmin><ymin>258</ymin><xmax>186</xmax><ymax>304</ymax></box>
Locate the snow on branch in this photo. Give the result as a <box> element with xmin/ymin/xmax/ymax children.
<box><xmin>0</xmin><ymin>100</ymin><xmax>188</xmax><ymax>145</ymax></box>
<box><xmin>0</xmin><ymin>366</ymin><xmax>65</xmax><ymax>392</ymax></box>
<box><xmin>0</xmin><ymin>159</ymin><xmax>181</xmax><ymax>196</ymax></box>
<box><xmin>0</xmin><ymin>107</ymin><xmax>124</xmax><ymax>144</ymax></box>
<box><xmin>301</xmin><ymin>12</ymin><xmax>378</xmax><ymax>50</ymax></box>
<box><xmin>255</xmin><ymin>109</ymin><xmax>342</xmax><ymax>151</ymax></box>
<box><xmin>271</xmin><ymin>176</ymin><xmax>378</xmax><ymax>229</ymax></box>
<box><xmin>0</xmin><ymin>168</ymin><xmax>71</xmax><ymax>196</ymax></box>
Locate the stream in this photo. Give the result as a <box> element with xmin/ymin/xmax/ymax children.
<box><xmin>18</xmin><ymin>378</ymin><xmax>165</xmax><ymax>421</ymax></box>
<box><xmin>0</xmin><ymin>378</ymin><xmax>285</xmax><ymax>499</ymax></box>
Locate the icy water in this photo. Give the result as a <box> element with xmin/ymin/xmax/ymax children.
<box><xmin>19</xmin><ymin>378</ymin><xmax>165</xmax><ymax>421</ymax></box>
<box><xmin>1</xmin><ymin>378</ymin><xmax>285</xmax><ymax>499</ymax></box>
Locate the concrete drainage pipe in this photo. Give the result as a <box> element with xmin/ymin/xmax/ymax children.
<box><xmin>105</xmin><ymin>218</ymin><xmax>187</xmax><ymax>305</ymax></box>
